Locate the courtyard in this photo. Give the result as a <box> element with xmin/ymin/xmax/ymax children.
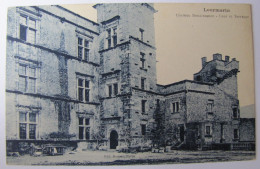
<box><xmin>6</xmin><ymin>150</ymin><xmax>256</xmax><ymax>165</ymax></box>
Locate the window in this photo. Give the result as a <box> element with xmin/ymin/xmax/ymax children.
<box><xmin>78</xmin><ymin>117</ymin><xmax>90</xmax><ymax>140</ymax></box>
<box><xmin>128</xmin><ymin>121</ymin><xmax>132</xmax><ymax>128</ymax></box>
<box><xmin>140</xmin><ymin>52</ymin><xmax>145</xmax><ymax>68</ymax></box>
<box><xmin>221</xmin><ymin>123</ymin><xmax>225</xmax><ymax>141</ymax></box>
<box><xmin>234</xmin><ymin>129</ymin><xmax>239</xmax><ymax>140</ymax></box>
<box><xmin>207</xmin><ymin>100</ymin><xmax>214</xmax><ymax>112</ymax></box>
<box><xmin>142</xmin><ymin>100</ymin><xmax>146</xmax><ymax>113</ymax></box>
<box><xmin>113</xmin><ymin>83</ymin><xmax>118</xmax><ymax>95</ymax></box>
<box><xmin>156</xmin><ymin>99</ymin><xmax>160</xmax><ymax>106</ymax></box>
<box><xmin>107</xmin><ymin>83</ymin><xmax>119</xmax><ymax>97</ymax></box>
<box><xmin>139</xmin><ymin>28</ymin><xmax>144</xmax><ymax>41</ymax></box>
<box><xmin>107</xmin><ymin>29</ymin><xmax>111</xmax><ymax>48</ymax></box>
<box><xmin>205</xmin><ymin>126</ymin><xmax>211</xmax><ymax>136</ymax></box>
<box><xmin>141</xmin><ymin>78</ymin><xmax>146</xmax><ymax>90</ymax></box>
<box><xmin>196</xmin><ymin>76</ymin><xmax>201</xmax><ymax>81</ymax></box>
<box><xmin>77</xmin><ymin>78</ymin><xmax>90</xmax><ymax>102</ymax></box>
<box><xmin>113</xmin><ymin>27</ymin><xmax>117</xmax><ymax>46</ymax></box>
<box><xmin>233</xmin><ymin>107</ymin><xmax>239</xmax><ymax>119</ymax></box>
<box><xmin>141</xmin><ymin>124</ymin><xmax>146</xmax><ymax>135</ymax></box>
<box><xmin>108</xmin><ymin>85</ymin><xmax>112</xmax><ymax>97</ymax></box>
<box><xmin>19</xmin><ymin>112</ymin><xmax>37</xmax><ymax>139</ymax></box>
<box><xmin>78</xmin><ymin>38</ymin><xmax>83</xmax><ymax>59</ymax></box>
<box><xmin>19</xmin><ymin>64</ymin><xmax>36</xmax><ymax>93</ymax></box>
<box><xmin>19</xmin><ymin>15</ymin><xmax>36</xmax><ymax>43</ymax></box>
<box><xmin>78</xmin><ymin>37</ymin><xmax>90</xmax><ymax>61</ymax></box>
<box><xmin>20</xmin><ymin>25</ymin><xmax>27</xmax><ymax>41</ymax></box>
<box><xmin>106</xmin><ymin>27</ymin><xmax>117</xmax><ymax>48</ymax></box>
<box><xmin>172</xmin><ymin>102</ymin><xmax>179</xmax><ymax>113</ymax></box>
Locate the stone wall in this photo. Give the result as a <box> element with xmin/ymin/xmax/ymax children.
<box><xmin>6</xmin><ymin>6</ymin><xmax>100</xmax><ymax>141</ymax></box>
<box><xmin>129</xmin><ymin>40</ymin><xmax>157</xmax><ymax>91</ymax></box>
<box><xmin>239</xmin><ymin>118</ymin><xmax>255</xmax><ymax>142</ymax></box>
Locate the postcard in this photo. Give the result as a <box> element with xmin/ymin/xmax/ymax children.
<box><xmin>4</xmin><ymin>2</ymin><xmax>255</xmax><ymax>165</ymax></box>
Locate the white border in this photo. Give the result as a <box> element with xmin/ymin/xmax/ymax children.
<box><xmin>1</xmin><ymin>0</ymin><xmax>259</xmax><ymax>169</ymax></box>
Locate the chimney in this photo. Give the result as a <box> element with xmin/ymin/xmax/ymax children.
<box><xmin>202</xmin><ymin>57</ymin><xmax>207</xmax><ymax>67</ymax></box>
<box><xmin>213</xmin><ymin>53</ymin><xmax>222</xmax><ymax>60</ymax></box>
<box><xmin>225</xmin><ymin>56</ymin><xmax>230</xmax><ymax>62</ymax></box>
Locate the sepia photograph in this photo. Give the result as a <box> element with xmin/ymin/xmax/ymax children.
<box><xmin>1</xmin><ymin>0</ymin><xmax>257</xmax><ymax>167</ymax></box>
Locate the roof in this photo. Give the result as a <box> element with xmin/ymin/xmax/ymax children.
<box><xmin>157</xmin><ymin>79</ymin><xmax>213</xmax><ymax>88</ymax></box>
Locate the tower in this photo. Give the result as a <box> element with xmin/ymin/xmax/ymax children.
<box><xmin>94</xmin><ymin>3</ymin><xmax>157</xmax><ymax>148</ymax></box>
<box><xmin>194</xmin><ymin>53</ymin><xmax>239</xmax><ymax>98</ymax></box>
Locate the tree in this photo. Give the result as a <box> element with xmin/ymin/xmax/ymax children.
<box><xmin>151</xmin><ymin>100</ymin><xmax>166</xmax><ymax>148</ymax></box>
<box><xmin>91</xmin><ymin>126</ymin><xmax>105</xmax><ymax>149</ymax></box>
<box><xmin>120</xmin><ymin>123</ymin><xmax>132</xmax><ymax>147</ymax></box>
<box><xmin>164</xmin><ymin>123</ymin><xmax>178</xmax><ymax>146</ymax></box>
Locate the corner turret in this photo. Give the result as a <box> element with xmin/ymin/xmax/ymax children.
<box><xmin>194</xmin><ymin>53</ymin><xmax>239</xmax><ymax>84</ymax></box>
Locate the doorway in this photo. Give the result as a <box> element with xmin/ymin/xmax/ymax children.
<box><xmin>110</xmin><ymin>130</ymin><xmax>118</xmax><ymax>149</ymax></box>
<box><xmin>179</xmin><ymin>125</ymin><xmax>185</xmax><ymax>142</ymax></box>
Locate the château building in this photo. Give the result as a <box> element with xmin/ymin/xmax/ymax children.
<box><xmin>6</xmin><ymin>3</ymin><xmax>247</xmax><ymax>152</ymax></box>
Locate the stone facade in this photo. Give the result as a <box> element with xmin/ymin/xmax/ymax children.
<box><xmin>239</xmin><ymin>118</ymin><xmax>255</xmax><ymax>142</ymax></box>
<box><xmin>6</xmin><ymin>3</ymin><xmax>252</xmax><ymax>152</ymax></box>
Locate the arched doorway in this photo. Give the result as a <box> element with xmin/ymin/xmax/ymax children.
<box><xmin>110</xmin><ymin>130</ymin><xmax>118</xmax><ymax>149</ymax></box>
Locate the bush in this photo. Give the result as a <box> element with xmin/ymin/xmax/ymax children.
<box><xmin>18</xmin><ymin>142</ymin><xmax>30</xmax><ymax>155</ymax></box>
<box><xmin>48</xmin><ymin>132</ymin><xmax>76</xmax><ymax>140</ymax></box>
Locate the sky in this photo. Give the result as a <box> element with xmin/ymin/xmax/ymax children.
<box><xmin>63</xmin><ymin>3</ymin><xmax>254</xmax><ymax>107</ymax></box>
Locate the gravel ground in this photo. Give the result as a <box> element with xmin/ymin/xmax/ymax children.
<box><xmin>6</xmin><ymin>150</ymin><xmax>256</xmax><ymax>166</ymax></box>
